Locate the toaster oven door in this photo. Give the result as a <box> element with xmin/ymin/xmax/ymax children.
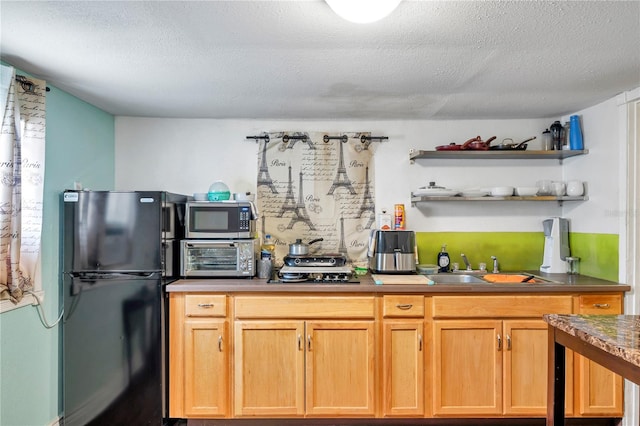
<box><xmin>180</xmin><ymin>240</ymin><xmax>255</xmax><ymax>277</ymax></box>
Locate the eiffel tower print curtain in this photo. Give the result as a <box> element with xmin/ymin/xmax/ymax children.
<box><xmin>256</xmin><ymin>132</ymin><xmax>376</xmax><ymax>267</ymax></box>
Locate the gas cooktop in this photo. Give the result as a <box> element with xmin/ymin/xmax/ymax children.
<box><xmin>270</xmin><ymin>265</ymin><xmax>359</xmax><ymax>284</ymax></box>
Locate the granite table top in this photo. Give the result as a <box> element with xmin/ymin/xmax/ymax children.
<box><xmin>543</xmin><ymin>314</ymin><xmax>640</xmax><ymax>369</ymax></box>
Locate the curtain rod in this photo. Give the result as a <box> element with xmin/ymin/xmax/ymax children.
<box><xmin>15</xmin><ymin>75</ymin><xmax>50</xmax><ymax>93</ymax></box>
<box><xmin>246</xmin><ymin>134</ymin><xmax>388</xmax><ymax>145</ymax></box>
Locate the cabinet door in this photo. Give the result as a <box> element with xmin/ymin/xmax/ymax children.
<box><xmin>382</xmin><ymin>320</ymin><xmax>425</xmax><ymax>416</ymax></box>
<box><xmin>433</xmin><ymin>320</ymin><xmax>502</xmax><ymax>416</ymax></box>
<box><xmin>184</xmin><ymin>319</ymin><xmax>228</xmax><ymax>417</ymax></box>
<box><xmin>234</xmin><ymin>321</ymin><xmax>305</xmax><ymax>416</ymax></box>
<box><xmin>503</xmin><ymin>320</ymin><xmax>573</xmax><ymax>416</ymax></box>
<box><xmin>575</xmin><ymin>294</ymin><xmax>624</xmax><ymax>416</ymax></box>
<box><xmin>305</xmin><ymin>321</ymin><xmax>375</xmax><ymax>416</ymax></box>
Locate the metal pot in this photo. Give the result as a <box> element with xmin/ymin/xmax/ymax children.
<box><xmin>288</xmin><ymin>238</ymin><xmax>323</xmax><ymax>256</ymax></box>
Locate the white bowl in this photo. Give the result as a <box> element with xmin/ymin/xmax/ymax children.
<box><xmin>193</xmin><ymin>192</ymin><xmax>208</xmax><ymax>201</ymax></box>
<box><xmin>515</xmin><ymin>187</ymin><xmax>538</xmax><ymax>196</ymax></box>
<box><xmin>490</xmin><ymin>186</ymin><xmax>514</xmax><ymax>197</ymax></box>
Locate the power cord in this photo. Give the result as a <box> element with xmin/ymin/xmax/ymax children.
<box><xmin>26</xmin><ymin>290</ymin><xmax>63</xmax><ymax>329</ymax></box>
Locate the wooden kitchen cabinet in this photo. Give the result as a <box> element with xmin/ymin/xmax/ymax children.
<box><xmin>433</xmin><ymin>319</ymin><xmax>502</xmax><ymax>415</ymax></box>
<box><xmin>503</xmin><ymin>319</ymin><xmax>573</xmax><ymax>416</ymax></box>
<box><xmin>573</xmin><ymin>293</ymin><xmax>624</xmax><ymax>416</ymax></box>
<box><xmin>233</xmin><ymin>296</ymin><xmax>376</xmax><ymax>417</ymax></box>
<box><xmin>432</xmin><ymin>295</ymin><xmax>574</xmax><ymax>417</ymax></box>
<box><xmin>305</xmin><ymin>321</ymin><xmax>375</xmax><ymax>416</ymax></box>
<box><xmin>169</xmin><ymin>293</ymin><xmax>229</xmax><ymax>418</ymax></box>
<box><xmin>184</xmin><ymin>319</ymin><xmax>228</xmax><ymax>417</ymax></box>
<box><xmin>381</xmin><ymin>295</ymin><xmax>428</xmax><ymax>417</ymax></box>
<box><xmin>169</xmin><ymin>289</ymin><xmax>626</xmax><ymax>422</ymax></box>
<box><xmin>233</xmin><ymin>320</ymin><xmax>305</xmax><ymax>416</ymax></box>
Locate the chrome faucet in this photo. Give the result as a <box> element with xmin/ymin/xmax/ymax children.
<box><xmin>491</xmin><ymin>256</ymin><xmax>499</xmax><ymax>273</ymax></box>
<box><xmin>461</xmin><ymin>253</ymin><xmax>472</xmax><ymax>271</ymax></box>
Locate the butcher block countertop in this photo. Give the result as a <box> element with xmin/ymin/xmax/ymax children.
<box><xmin>166</xmin><ymin>271</ymin><xmax>630</xmax><ymax>293</ymax></box>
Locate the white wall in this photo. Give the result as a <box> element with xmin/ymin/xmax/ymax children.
<box><xmin>561</xmin><ymin>96</ymin><xmax>624</xmax><ymax>234</ymax></box>
<box><xmin>115</xmin><ymin>100</ymin><xmax>623</xmax><ymax>234</ymax></box>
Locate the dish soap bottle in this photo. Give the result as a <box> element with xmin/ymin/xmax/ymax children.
<box><xmin>437</xmin><ymin>245</ymin><xmax>450</xmax><ymax>273</ymax></box>
<box><xmin>261</xmin><ymin>234</ymin><xmax>276</xmax><ymax>260</ymax></box>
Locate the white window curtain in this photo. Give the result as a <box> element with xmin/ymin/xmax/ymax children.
<box><xmin>0</xmin><ymin>65</ymin><xmax>46</xmax><ymax>304</ymax></box>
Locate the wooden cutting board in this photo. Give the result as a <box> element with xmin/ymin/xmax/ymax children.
<box><xmin>371</xmin><ymin>274</ymin><xmax>432</xmax><ymax>285</ymax></box>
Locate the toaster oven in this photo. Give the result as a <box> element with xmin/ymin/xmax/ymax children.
<box><xmin>180</xmin><ymin>239</ymin><xmax>257</xmax><ymax>277</ymax></box>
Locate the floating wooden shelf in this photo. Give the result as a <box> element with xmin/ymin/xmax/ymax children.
<box><xmin>410</xmin><ymin>195</ymin><xmax>588</xmax><ymax>205</ymax></box>
<box><xmin>409</xmin><ymin>149</ymin><xmax>588</xmax><ymax>161</ymax></box>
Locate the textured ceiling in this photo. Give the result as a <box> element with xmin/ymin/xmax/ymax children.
<box><xmin>1</xmin><ymin>0</ymin><xmax>639</xmax><ymax>119</ymax></box>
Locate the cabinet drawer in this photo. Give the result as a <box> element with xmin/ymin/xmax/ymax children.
<box><xmin>383</xmin><ymin>295</ymin><xmax>425</xmax><ymax>317</ymax></box>
<box><xmin>185</xmin><ymin>294</ymin><xmax>227</xmax><ymax>317</ymax></box>
<box><xmin>576</xmin><ymin>294</ymin><xmax>623</xmax><ymax>314</ymax></box>
<box><xmin>235</xmin><ymin>296</ymin><xmax>375</xmax><ymax>319</ymax></box>
<box><xmin>432</xmin><ymin>295</ymin><xmax>572</xmax><ymax>318</ymax></box>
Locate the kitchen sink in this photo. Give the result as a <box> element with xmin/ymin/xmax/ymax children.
<box><xmin>426</xmin><ymin>272</ymin><xmax>560</xmax><ymax>285</ymax></box>
<box><xmin>426</xmin><ymin>274</ymin><xmax>488</xmax><ymax>284</ymax></box>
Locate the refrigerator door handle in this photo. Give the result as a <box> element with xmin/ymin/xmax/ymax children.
<box><xmin>68</xmin><ymin>272</ymin><xmax>161</xmax><ymax>296</ymax></box>
<box><xmin>69</xmin><ymin>271</ymin><xmax>160</xmax><ymax>280</ymax></box>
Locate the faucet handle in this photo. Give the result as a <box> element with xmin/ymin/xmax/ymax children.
<box><xmin>491</xmin><ymin>256</ymin><xmax>499</xmax><ymax>273</ymax></box>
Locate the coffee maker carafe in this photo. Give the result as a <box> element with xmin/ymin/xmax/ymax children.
<box><xmin>540</xmin><ymin>217</ymin><xmax>570</xmax><ymax>274</ymax></box>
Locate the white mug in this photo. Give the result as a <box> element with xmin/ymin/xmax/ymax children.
<box><xmin>566</xmin><ymin>180</ymin><xmax>584</xmax><ymax>197</ymax></box>
<box><xmin>551</xmin><ymin>181</ymin><xmax>566</xmax><ymax>196</ymax></box>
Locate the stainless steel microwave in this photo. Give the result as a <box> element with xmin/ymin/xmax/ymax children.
<box><xmin>180</xmin><ymin>239</ymin><xmax>257</xmax><ymax>277</ymax></box>
<box><xmin>184</xmin><ymin>201</ymin><xmax>256</xmax><ymax>239</ymax></box>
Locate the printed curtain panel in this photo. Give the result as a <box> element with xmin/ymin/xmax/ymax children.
<box><xmin>256</xmin><ymin>132</ymin><xmax>376</xmax><ymax>268</ymax></box>
<box><xmin>0</xmin><ymin>66</ymin><xmax>46</xmax><ymax>303</ymax></box>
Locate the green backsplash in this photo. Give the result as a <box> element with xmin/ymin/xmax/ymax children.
<box><xmin>415</xmin><ymin>232</ymin><xmax>618</xmax><ymax>282</ymax></box>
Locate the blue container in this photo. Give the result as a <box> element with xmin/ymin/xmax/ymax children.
<box><xmin>569</xmin><ymin>115</ymin><xmax>584</xmax><ymax>150</ymax></box>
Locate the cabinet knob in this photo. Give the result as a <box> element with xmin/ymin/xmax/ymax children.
<box><xmin>218</xmin><ymin>336</ymin><xmax>223</xmax><ymax>352</ymax></box>
<box><xmin>197</xmin><ymin>303</ymin><xmax>214</xmax><ymax>308</ymax></box>
<box><xmin>593</xmin><ymin>303</ymin><xmax>610</xmax><ymax>309</ymax></box>
<box><xmin>497</xmin><ymin>334</ymin><xmax>502</xmax><ymax>351</ymax></box>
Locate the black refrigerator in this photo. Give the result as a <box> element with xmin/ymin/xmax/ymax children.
<box><xmin>61</xmin><ymin>190</ymin><xmax>187</xmax><ymax>426</ymax></box>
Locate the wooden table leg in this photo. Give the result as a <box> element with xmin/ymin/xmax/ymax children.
<box><xmin>547</xmin><ymin>326</ymin><xmax>565</xmax><ymax>426</ymax></box>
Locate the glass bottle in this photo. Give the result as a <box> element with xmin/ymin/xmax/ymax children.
<box><xmin>550</xmin><ymin>121</ymin><xmax>563</xmax><ymax>150</ymax></box>
<box><xmin>542</xmin><ymin>129</ymin><xmax>552</xmax><ymax>150</ymax></box>
<box><xmin>562</xmin><ymin>121</ymin><xmax>570</xmax><ymax>150</ymax></box>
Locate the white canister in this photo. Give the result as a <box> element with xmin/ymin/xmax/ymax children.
<box><xmin>376</xmin><ymin>209</ymin><xmax>392</xmax><ymax>230</ymax></box>
<box><xmin>566</xmin><ymin>181</ymin><xmax>584</xmax><ymax>197</ymax></box>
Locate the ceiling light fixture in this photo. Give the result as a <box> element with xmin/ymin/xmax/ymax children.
<box><xmin>325</xmin><ymin>0</ymin><xmax>402</xmax><ymax>24</ymax></box>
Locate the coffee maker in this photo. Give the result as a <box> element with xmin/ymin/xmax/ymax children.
<box><xmin>367</xmin><ymin>230</ymin><xmax>417</xmax><ymax>274</ymax></box>
<box><xmin>540</xmin><ymin>217</ymin><xmax>570</xmax><ymax>274</ymax></box>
